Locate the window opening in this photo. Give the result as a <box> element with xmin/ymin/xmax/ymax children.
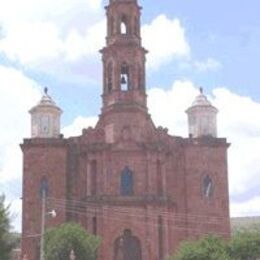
<box><xmin>120</xmin><ymin>63</ymin><xmax>129</xmax><ymax>91</ymax></box>
<box><xmin>121</xmin><ymin>166</ymin><xmax>134</xmax><ymax>196</ymax></box>
<box><xmin>203</xmin><ymin>175</ymin><xmax>213</xmax><ymax>198</ymax></box>
<box><xmin>120</xmin><ymin>15</ymin><xmax>127</xmax><ymax>34</ymax></box>
<box><xmin>39</xmin><ymin>177</ymin><xmax>49</xmax><ymax>198</ymax></box>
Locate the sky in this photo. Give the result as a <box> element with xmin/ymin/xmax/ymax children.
<box><xmin>0</xmin><ymin>0</ymin><xmax>260</xmax><ymax>231</ymax></box>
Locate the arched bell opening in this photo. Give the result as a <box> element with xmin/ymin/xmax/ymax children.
<box><xmin>120</xmin><ymin>63</ymin><xmax>130</xmax><ymax>91</ymax></box>
<box><xmin>114</xmin><ymin>229</ymin><xmax>142</xmax><ymax>260</ymax></box>
<box><xmin>120</xmin><ymin>15</ymin><xmax>128</xmax><ymax>34</ymax></box>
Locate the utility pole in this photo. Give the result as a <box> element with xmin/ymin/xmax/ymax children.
<box><xmin>40</xmin><ymin>188</ymin><xmax>46</xmax><ymax>260</ymax></box>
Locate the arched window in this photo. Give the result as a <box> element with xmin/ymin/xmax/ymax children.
<box><xmin>203</xmin><ymin>175</ymin><xmax>213</xmax><ymax>198</ymax></box>
<box><xmin>39</xmin><ymin>177</ymin><xmax>48</xmax><ymax>198</ymax></box>
<box><xmin>120</xmin><ymin>166</ymin><xmax>134</xmax><ymax>196</ymax></box>
<box><xmin>114</xmin><ymin>229</ymin><xmax>142</xmax><ymax>260</ymax></box>
<box><xmin>120</xmin><ymin>63</ymin><xmax>130</xmax><ymax>91</ymax></box>
<box><xmin>120</xmin><ymin>15</ymin><xmax>127</xmax><ymax>34</ymax></box>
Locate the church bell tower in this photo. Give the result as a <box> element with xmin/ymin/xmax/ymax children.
<box><xmin>101</xmin><ymin>0</ymin><xmax>148</xmax><ymax>112</ymax></box>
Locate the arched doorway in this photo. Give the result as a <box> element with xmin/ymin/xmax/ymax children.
<box><xmin>114</xmin><ymin>229</ymin><xmax>142</xmax><ymax>260</ymax></box>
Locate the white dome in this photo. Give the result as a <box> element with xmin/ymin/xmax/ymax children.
<box><xmin>31</xmin><ymin>87</ymin><xmax>61</xmax><ymax>112</ymax></box>
<box><xmin>191</xmin><ymin>88</ymin><xmax>213</xmax><ymax>107</ymax></box>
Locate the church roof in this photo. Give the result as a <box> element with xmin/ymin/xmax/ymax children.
<box><xmin>192</xmin><ymin>88</ymin><xmax>212</xmax><ymax>107</ymax></box>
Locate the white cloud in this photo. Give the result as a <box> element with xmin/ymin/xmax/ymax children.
<box><xmin>63</xmin><ymin>18</ymin><xmax>106</xmax><ymax>62</ymax></box>
<box><xmin>62</xmin><ymin>116</ymin><xmax>98</xmax><ymax>137</ymax></box>
<box><xmin>148</xmin><ymin>80</ymin><xmax>196</xmax><ymax>136</ymax></box>
<box><xmin>142</xmin><ymin>15</ymin><xmax>190</xmax><ymax>69</ymax></box>
<box><xmin>0</xmin><ymin>22</ymin><xmax>63</xmax><ymax>64</ymax></box>
<box><xmin>179</xmin><ymin>58</ymin><xmax>222</xmax><ymax>73</ymax></box>
<box><xmin>231</xmin><ymin>197</ymin><xmax>260</xmax><ymax>217</ymax></box>
<box><xmin>0</xmin><ymin>0</ymin><xmax>104</xmax><ymax>66</ymax></box>
<box><xmin>193</xmin><ymin>58</ymin><xmax>222</xmax><ymax>72</ymax></box>
<box><xmin>0</xmin><ymin>66</ymin><xmax>41</xmax><ymax>183</ymax></box>
<box><xmin>0</xmin><ymin>65</ymin><xmax>42</xmax><ymax>231</ymax></box>
<box><xmin>1</xmin><ymin>5</ymin><xmax>190</xmax><ymax>71</ymax></box>
<box><xmin>0</xmin><ymin>66</ymin><xmax>41</xmax><ymax>147</ymax></box>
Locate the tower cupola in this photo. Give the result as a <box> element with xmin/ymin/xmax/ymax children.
<box><xmin>186</xmin><ymin>88</ymin><xmax>218</xmax><ymax>138</ymax></box>
<box><xmin>29</xmin><ymin>88</ymin><xmax>62</xmax><ymax>138</ymax></box>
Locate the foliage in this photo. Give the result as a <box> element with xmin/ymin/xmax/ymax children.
<box><xmin>44</xmin><ymin>222</ymin><xmax>100</xmax><ymax>260</ymax></box>
<box><xmin>171</xmin><ymin>235</ymin><xmax>231</xmax><ymax>260</ymax></box>
<box><xmin>9</xmin><ymin>232</ymin><xmax>21</xmax><ymax>248</ymax></box>
<box><xmin>228</xmin><ymin>229</ymin><xmax>260</xmax><ymax>260</ymax></box>
<box><xmin>170</xmin><ymin>229</ymin><xmax>260</xmax><ymax>260</ymax></box>
<box><xmin>0</xmin><ymin>194</ymin><xmax>12</xmax><ymax>260</ymax></box>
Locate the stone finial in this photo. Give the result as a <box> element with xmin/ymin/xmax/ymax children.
<box><xmin>199</xmin><ymin>87</ymin><xmax>203</xmax><ymax>94</ymax></box>
<box><xmin>44</xmin><ymin>87</ymin><xmax>48</xmax><ymax>95</ymax></box>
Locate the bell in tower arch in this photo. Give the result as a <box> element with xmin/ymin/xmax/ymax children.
<box><xmin>120</xmin><ymin>63</ymin><xmax>130</xmax><ymax>91</ymax></box>
<box><xmin>121</xmin><ymin>75</ymin><xmax>127</xmax><ymax>85</ymax></box>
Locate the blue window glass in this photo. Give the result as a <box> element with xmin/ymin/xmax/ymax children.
<box><xmin>39</xmin><ymin>177</ymin><xmax>48</xmax><ymax>198</ymax></box>
<box><xmin>121</xmin><ymin>166</ymin><xmax>133</xmax><ymax>196</ymax></box>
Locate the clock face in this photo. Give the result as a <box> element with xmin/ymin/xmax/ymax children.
<box><xmin>41</xmin><ymin>115</ymin><xmax>50</xmax><ymax>134</ymax></box>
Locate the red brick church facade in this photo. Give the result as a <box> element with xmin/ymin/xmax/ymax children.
<box><xmin>21</xmin><ymin>0</ymin><xmax>230</xmax><ymax>259</ymax></box>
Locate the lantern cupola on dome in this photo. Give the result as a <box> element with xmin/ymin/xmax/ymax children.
<box><xmin>186</xmin><ymin>88</ymin><xmax>218</xmax><ymax>138</ymax></box>
<box><xmin>29</xmin><ymin>88</ymin><xmax>62</xmax><ymax>138</ymax></box>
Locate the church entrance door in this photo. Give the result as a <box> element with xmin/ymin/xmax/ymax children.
<box><xmin>114</xmin><ymin>229</ymin><xmax>142</xmax><ymax>260</ymax></box>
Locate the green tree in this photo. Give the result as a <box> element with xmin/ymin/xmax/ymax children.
<box><xmin>44</xmin><ymin>222</ymin><xmax>100</xmax><ymax>260</ymax></box>
<box><xmin>229</xmin><ymin>229</ymin><xmax>260</xmax><ymax>260</ymax></box>
<box><xmin>0</xmin><ymin>194</ymin><xmax>12</xmax><ymax>260</ymax></box>
<box><xmin>170</xmin><ymin>235</ymin><xmax>231</xmax><ymax>260</ymax></box>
